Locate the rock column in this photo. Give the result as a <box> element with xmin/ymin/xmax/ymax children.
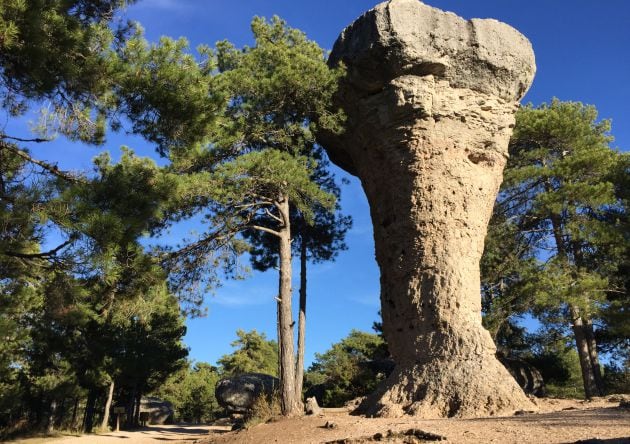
<box><xmin>320</xmin><ymin>0</ymin><xmax>536</xmax><ymax>418</ymax></box>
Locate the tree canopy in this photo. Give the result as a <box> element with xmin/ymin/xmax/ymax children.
<box><xmin>482</xmin><ymin>99</ymin><xmax>629</xmax><ymax>397</ymax></box>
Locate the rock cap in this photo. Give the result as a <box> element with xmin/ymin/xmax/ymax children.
<box><xmin>329</xmin><ymin>0</ymin><xmax>536</xmax><ymax>102</ymax></box>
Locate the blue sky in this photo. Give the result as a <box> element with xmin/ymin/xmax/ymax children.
<box><xmin>8</xmin><ymin>1</ymin><xmax>630</xmax><ymax>367</ymax></box>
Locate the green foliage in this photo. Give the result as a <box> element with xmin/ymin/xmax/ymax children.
<box><xmin>213</xmin><ymin>16</ymin><xmax>345</xmax><ymax>157</ymax></box>
<box><xmin>482</xmin><ymin>100</ymin><xmax>628</xmax><ymax>375</ymax></box>
<box><xmin>156</xmin><ymin>18</ymin><xmax>345</xmax><ymax>311</ymax></box>
<box><xmin>499</xmin><ymin>99</ymin><xmax>625</xmax><ymax>317</ymax></box>
<box><xmin>0</xmin><ymin>0</ymin><xmax>135</xmax><ymax>143</ymax></box>
<box><xmin>0</xmin><ymin>147</ymin><xmax>187</xmax><ymax>434</ymax></box>
<box><xmin>481</xmin><ymin>210</ymin><xmax>538</xmax><ymax>340</ymax></box>
<box><xmin>305</xmin><ymin>330</ymin><xmax>388</xmax><ymax>407</ymax></box>
<box><xmin>528</xmin><ymin>340</ymin><xmax>585</xmax><ymax>399</ymax></box>
<box><xmin>243</xmin><ymin>391</ymin><xmax>281</xmax><ymax>429</ymax></box>
<box><xmin>243</xmin><ymin>152</ymin><xmax>352</xmax><ymax>272</ymax></box>
<box><xmin>217</xmin><ymin>329</ymin><xmax>279</xmax><ymax>377</ymax></box>
<box><xmin>151</xmin><ymin>362</ymin><xmax>220</xmax><ymax>423</ymax></box>
<box><xmin>210</xmin><ymin>149</ymin><xmax>335</xmax><ymax>222</ymax></box>
<box><xmin>116</xmin><ymin>33</ymin><xmax>222</xmax><ymax>154</ymax></box>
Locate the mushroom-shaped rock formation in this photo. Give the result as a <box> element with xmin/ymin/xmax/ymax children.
<box><xmin>319</xmin><ymin>0</ymin><xmax>536</xmax><ymax>418</ymax></box>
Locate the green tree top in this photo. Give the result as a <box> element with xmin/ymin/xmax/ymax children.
<box><xmin>500</xmin><ymin>99</ymin><xmax>626</xmax><ymax>315</ymax></box>
<box><xmin>218</xmin><ymin>329</ymin><xmax>279</xmax><ymax>377</ymax></box>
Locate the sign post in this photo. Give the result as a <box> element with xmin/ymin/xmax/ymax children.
<box><xmin>113</xmin><ymin>407</ymin><xmax>126</xmax><ymax>432</ymax></box>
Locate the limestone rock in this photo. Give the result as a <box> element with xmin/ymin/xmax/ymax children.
<box><xmin>305</xmin><ymin>396</ymin><xmax>322</xmax><ymax>415</ymax></box>
<box><xmin>319</xmin><ymin>0</ymin><xmax>536</xmax><ymax>418</ymax></box>
<box><xmin>498</xmin><ymin>355</ymin><xmax>546</xmax><ymax>397</ymax></box>
<box><xmin>139</xmin><ymin>397</ymin><xmax>174</xmax><ymax>425</ymax></box>
<box><xmin>215</xmin><ymin>373</ymin><xmax>279</xmax><ymax>413</ymax></box>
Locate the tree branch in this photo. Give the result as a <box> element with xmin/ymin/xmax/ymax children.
<box><xmin>264</xmin><ymin>207</ymin><xmax>283</xmax><ymax>224</ymax></box>
<box><xmin>251</xmin><ymin>224</ymin><xmax>281</xmax><ymax>237</ymax></box>
<box><xmin>0</xmin><ymin>141</ymin><xmax>86</xmax><ymax>183</ymax></box>
<box><xmin>0</xmin><ymin>134</ymin><xmax>52</xmax><ymax>143</ymax></box>
<box><xmin>2</xmin><ymin>238</ymin><xmax>75</xmax><ymax>260</ymax></box>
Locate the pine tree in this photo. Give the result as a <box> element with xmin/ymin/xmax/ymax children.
<box><xmin>163</xmin><ymin>17</ymin><xmax>344</xmax><ymax>416</ymax></box>
<box><xmin>243</xmin><ymin>152</ymin><xmax>352</xmax><ymax>401</ymax></box>
<box><xmin>492</xmin><ymin>99</ymin><xmax>627</xmax><ymax>398</ymax></box>
<box><xmin>218</xmin><ymin>330</ymin><xmax>279</xmax><ymax>377</ymax></box>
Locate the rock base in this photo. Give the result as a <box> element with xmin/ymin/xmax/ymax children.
<box><xmin>356</xmin><ymin>354</ymin><xmax>536</xmax><ymax>418</ymax></box>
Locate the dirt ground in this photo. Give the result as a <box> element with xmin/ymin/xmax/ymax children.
<box><xmin>11</xmin><ymin>397</ymin><xmax>629</xmax><ymax>444</ymax></box>
<box><xmin>203</xmin><ymin>397</ymin><xmax>630</xmax><ymax>444</ymax></box>
<box><xmin>10</xmin><ymin>424</ymin><xmax>220</xmax><ymax>444</ymax></box>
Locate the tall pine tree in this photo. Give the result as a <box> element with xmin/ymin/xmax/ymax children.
<box><xmin>490</xmin><ymin>99</ymin><xmax>628</xmax><ymax>397</ymax></box>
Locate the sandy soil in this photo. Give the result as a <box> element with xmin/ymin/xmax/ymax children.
<box><xmin>203</xmin><ymin>397</ymin><xmax>630</xmax><ymax>444</ymax></box>
<box><xmin>13</xmin><ymin>424</ymin><xmax>223</xmax><ymax>444</ymax></box>
<box><xmin>12</xmin><ymin>397</ymin><xmax>629</xmax><ymax>444</ymax></box>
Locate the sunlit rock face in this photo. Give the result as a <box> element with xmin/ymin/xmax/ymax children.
<box><xmin>319</xmin><ymin>0</ymin><xmax>536</xmax><ymax>418</ymax></box>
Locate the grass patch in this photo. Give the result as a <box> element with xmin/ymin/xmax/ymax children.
<box><xmin>243</xmin><ymin>391</ymin><xmax>281</xmax><ymax>429</ymax></box>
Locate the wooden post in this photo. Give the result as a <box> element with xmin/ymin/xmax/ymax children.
<box><xmin>113</xmin><ymin>407</ymin><xmax>125</xmax><ymax>432</ymax></box>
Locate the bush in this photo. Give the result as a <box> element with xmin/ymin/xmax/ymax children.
<box><xmin>603</xmin><ymin>364</ymin><xmax>630</xmax><ymax>394</ymax></box>
<box><xmin>243</xmin><ymin>392</ymin><xmax>281</xmax><ymax>429</ymax></box>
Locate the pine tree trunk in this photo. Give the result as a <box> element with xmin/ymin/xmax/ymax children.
<box><xmin>570</xmin><ymin>305</ymin><xmax>599</xmax><ymax>398</ymax></box>
<box><xmin>70</xmin><ymin>397</ymin><xmax>79</xmax><ymax>431</ymax></box>
<box><xmin>101</xmin><ymin>380</ymin><xmax>115</xmax><ymax>430</ymax></box>
<box><xmin>83</xmin><ymin>390</ymin><xmax>97</xmax><ymax>433</ymax></box>
<box><xmin>584</xmin><ymin>317</ymin><xmax>604</xmax><ymax>395</ymax></box>
<box><xmin>46</xmin><ymin>399</ymin><xmax>57</xmax><ymax>434</ymax></box>
<box><xmin>294</xmin><ymin>236</ymin><xmax>307</xmax><ymax>408</ymax></box>
<box><xmin>55</xmin><ymin>398</ymin><xmax>66</xmax><ymax>430</ymax></box>
<box><xmin>126</xmin><ymin>385</ymin><xmax>136</xmax><ymax>428</ymax></box>
<box><xmin>277</xmin><ymin>299</ymin><xmax>281</xmax><ymax>379</ymax></box>
<box><xmin>134</xmin><ymin>392</ymin><xmax>141</xmax><ymax>427</ymax></box>
<box><xmin>277</xmin><ymin>196</ymin><xmax>298</xmax><ymax>416</ymax></box>
<box><xmin>548</xmin><ymin>199</ymin><xmax>602</xmax><ymax>398</ymax></box>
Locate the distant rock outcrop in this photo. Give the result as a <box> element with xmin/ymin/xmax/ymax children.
<box><xmin>139</xmin><ymin>397</ymin><xmax>174</xmax><ymax>425</ymax></box>
<box><xmin>305</xmin><ymin>397</ymin><xmax>322</xmax><ymax>415</ymax></box>
<box><xmin>215</xmin><ymin>373</ymin><xmax>279</xmax><ymax>413</ymax></box>
<box><xmin>497</xmin><ymin>355</ymin><xmax>546</xmax><ymax>397</ymax></box>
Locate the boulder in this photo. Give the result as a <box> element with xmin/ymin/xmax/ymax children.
<box><xmin>305</xmin><ymin>383</ymin><xmax>327</xmax><ymax>407</ymax></box>
<box><xmin>305</xmin><ymin>397</ymin><xmax>322</xmax><ymax>415</ymax></box>
<box><xmin>215</xmin><ymin>373</ymin><xmax>279</xmax><ymax>413</ymax></box>
<box><xmin>139</xmin><ymin>397</ymin><xmax>173</xmax><ymax>425</ymax></box>
<box><xmin>498</xmin><ymin>355</ymin><xmax>546</xmax><ymax>397</ymax></box>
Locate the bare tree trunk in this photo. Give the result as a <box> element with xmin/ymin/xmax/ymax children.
<box><xmin>570</xmin><ymin>305</ymin><xmax>598</xmax><ymax>398</ymax></box>
<box><xmin>100</xmin><ymin>380</ymin><xmax>115</xmax><ymax>430</ymax></box>
<box><xmin>277</xmin><ymin>195</ymin><xmax>298</xmax><ymax>416</ymax></box>
<box><xmin>584</xmin><ymin>316</ymin><xmax>604</xmax><ymax>395</ymax></box>
<box><xmin>277</xmin><ymin>299</ymin><xmax>281</xmax><ymax>379</ymax></box>
<box><xmin>56</xmin><ymin>398</ymin><xmax>67</xmax><ymax>430</ymax></box>
<box><xmin>70</xmin><ymin>397</ymin><xmax>79</xmax><ymax>431</ymax></box>
<box><xmin>126</xmin><ymin>385</ymin><xmax>136</xmax><ymax>428</ymax></box>
<box><xmin>83</xmin><ymin>390</ymin><xmax>97</xmax><ymax>433</ymax></box>
<box><xmin>46</xmin><ymin>400</ymin><xmax>57</xmax><ymax>434</ymax></box>
<box><xmin>134</xmin><ymin>392</ymin><xmax>141</xmax><ymax>427</ymax></box>
<box><xmin>294</xmin><ymin>236</ymin><xmax>307</xmax><ymax>408</ymax></box>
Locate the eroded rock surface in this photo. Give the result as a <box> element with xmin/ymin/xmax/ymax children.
<box><xmin>139</xmin><ymin>397</ymin><xmax>174</xmax><ymax>424</ymax></box>
<box><xmin>215</xmin><ymin>373</ymin><xmax>279</xmax><ymax>413</ymax></box>
<box><xmin>319</xmin><ymin>0</ymin><xmax>536</xmax><ymax>418</ymax></box>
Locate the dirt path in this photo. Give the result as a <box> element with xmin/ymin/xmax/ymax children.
<box><xmin>37</xmin><ymin>424</ymin><xmax>229</xmax><ymax>444</ymax></box>
<box><xmin>203</xmin><ymin>398</ymin><xmax>630</xmax><ymax>444</ymax></box>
